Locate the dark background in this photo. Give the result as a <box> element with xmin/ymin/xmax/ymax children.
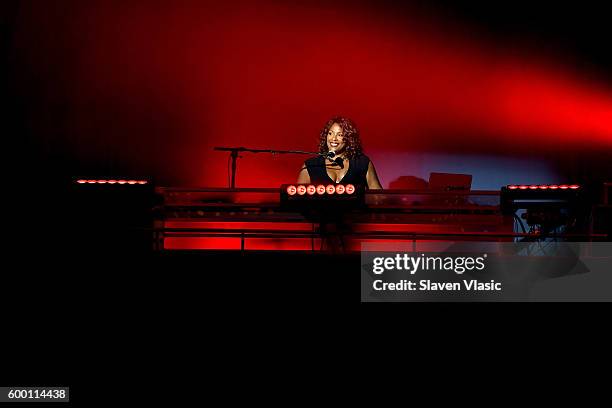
<box><xmin>4</xmin><ymin>0</ymin><xmax>612</xmax><ymax>192</ymax></box>
<box><xmin>2</xmin><ymin>0</ymin><xmax>611</xmax><ymax>399</ymax></box>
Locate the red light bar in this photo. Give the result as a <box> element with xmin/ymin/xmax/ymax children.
<box><xmin>76</xmin><ymin>179</ymin><xmax>148</xmax><ymax>185</ymax></box>
<box><xmin>284</xmin><ymin>183</ymin><xmax>359</xmax><ymax>197</ymax></box>
<box><xmin>507</xmin><ymin>183</ymin><xmax>579</xmax><ymax>190</ymax></box>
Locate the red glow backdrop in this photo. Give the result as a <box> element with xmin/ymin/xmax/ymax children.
<box><xmin>11</xmin><ymin>0</ymin><xmax>612</xmax><ymax>187</ymax></box>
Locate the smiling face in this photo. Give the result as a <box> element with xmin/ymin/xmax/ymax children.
<box><xmin>318</xmin><ymin>116</ymin><xmax>362</xmax><ymax>159</ymax></box>
<box><xmin>326</xmin><ymin>123</ymin><xmax>346</xmax><ymax>155</ymax></box>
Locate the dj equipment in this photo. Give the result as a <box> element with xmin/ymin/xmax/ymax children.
<box><xmin>500</xmin><ymin>184</ymin><xmax>591</xmax><ymax>238</ymax></box>
<box><xmin>153</xmin><ymin>186</ymin><xmax>514</xmax><ymax>251</ymax></box>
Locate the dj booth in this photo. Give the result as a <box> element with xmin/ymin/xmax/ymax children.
<box><xmin>69</xmin><ymin>179</ymin><xmax>608</xmax><ymax>253</ymax></box>
<box><xmin>153</xmin><ymin>186</ymin><xmax>512</xmax><ymax>252</ymax></box>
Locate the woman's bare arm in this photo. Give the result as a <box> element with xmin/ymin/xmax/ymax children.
<box><xmin>297</xmin><ymin>163</ymin><xmax>311</xmax><ymax>184</ymax></box>
<box><xmin>366</xmin><ymin>161</ymin><xmax>383</xmax><ymax>190</ymax></box>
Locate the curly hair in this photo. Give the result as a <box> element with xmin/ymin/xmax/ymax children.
<box><xmin>318</xmin><ymin>116</ymin><xmax>363</xmax><ymax>159</ymax></box>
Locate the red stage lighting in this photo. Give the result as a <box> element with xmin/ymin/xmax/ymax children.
<box><xmin>76</xmin><ymin>178</ymin><xmax>148</xmax><ymax>185</ymax></box>
<box><xmin>326</xmin><ymin>185</ymin><xmax>336</xmax><ymax>194</ymax></box>
<box><xmin>306</xmin><ymin>185</ymin><xmax>316</xmax><ymax>195</ymax></box>
<box><xmin>316</xmin><ymin>185</ymin><xmax>326</xmax><ymax>195</ymax></box>
<box><xmin>297</xmin><ymin>185</ymin><xmax>306</xmax><ymax>195</ymax></box>
<box><xmin>335</xmin><ymin>184</ymin><xmax>345</xmax><ymax>194</ymax></box>
<box><xmin>507</xmin><ymin>183</ymin><xmax>579</xmax><ymax>191</ymax></box>
<box><xmin>345</xmin><ymin>184</ymin><xmax>355</xmax><ymax>194</ymax></box>
<box><xmin>286</xmin><ymin>185</ymin><xmax>297</xmax><ymax>195</ymax></box>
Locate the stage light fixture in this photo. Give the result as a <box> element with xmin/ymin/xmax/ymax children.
<box><xmin>506</xmin><ymin>183</ymin><xmax>580</xmax><ymax>190</ymax></box>
<box><xmin>75</xmin><ymin>178</ymin><xmax>149</xmax><ymax>185</ymax></box>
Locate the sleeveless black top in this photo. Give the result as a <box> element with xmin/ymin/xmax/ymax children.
<box><xmin>304</xmin><ymin>154</ymin><xmax>371</xmax><ymax>186</ymax></box>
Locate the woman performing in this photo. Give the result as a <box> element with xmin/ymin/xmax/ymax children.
<box><xmin>297</xmin><ymin>116</ymin><xmax>383</xmax><ymax>189</ymax></box>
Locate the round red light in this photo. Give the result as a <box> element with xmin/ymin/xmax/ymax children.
<box><xmin>108</xmin><ymin>180</ymin><xmax>117</xmax><ymax>184</ymax></box>
<box><xmin>97</xmin><ymin>180</ymin><xmax>108</xmax><ymax>184</ymax></box>
<box><xmin>538</xmin><ymin>185</ymin><xmax>548</xmax><ymax>189</ymax></box>
<box><xmin>316</xmin><ymin>185</ymin><xmax>326</xmax><ymax>195</ymax></box>
<box><xmin>519</xmin><ymin>185</ymin><xmax>528</xmax><ymax>190</ymax></box>
<box><xmin>529</xmin><ymin>185</ymin><xmax>538</xmax><ymax>190</ymax></box>
<box><xmin>508</xmin><ymin>185</ymin><xmax>518</xmax><ymax>190</ymax></box>
<box><xmin>87</xmin><ymin>180</ymin><xmax>96</xmax><ymax>184</ymax></box>
<box><xmin>76</xmin><ymin>180</ymin><xmax>86</xmax><ymax>184</ymax></box>
<box><xmin>559</xmin><ymin>185</ymin><xmax>569</xmax><ymax>189</ymax></box>
<box><xmin>286</xmin><ymin>185</ymin><xmax>297</xmax><ymax>195</ymax></box>
<box><xmin>335</xmin><ymin>184</ymin><xmax>345</xmax><ymax>194</ymax></box>
<box><xmin>569</xmin><ymin>184</ymin><xmax>580</xmax><ymax>189</ymax></box>
<box><xmin>549</xmin><ymin>185</ymin><xmax>558</xmax><ymax>189</ymax></box>
<box><xmin>118</xmin><ymin>180</ymin><xmax>127</xmax><ymax>184</ymax></box>
<box><xmin>326</xmin><ymin>185</ymin><xmax>336</xmax><ymax>194</ymax></box>
<box><xmin>137</xmin><ymin>180</ymin><xmax>147</xmax><ymax>185</ymax></box>
<box><xmin>306</xmin><ymin>185</ymin><xmax>316</xmax><ymax>195</ymax></box>
<box><xmin>345</xmin><ymin>184</ymin><xmax>355</xmax><ymax>194</ymax></box>
<box><xmin>297</xmin><ymin>185</ymin><xmax>306</xmax><ymax>195</ymax></box>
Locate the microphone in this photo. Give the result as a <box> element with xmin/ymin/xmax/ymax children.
<box><xmin>325</xmin><ymin>150</ymin><xmax>336</xmax><ymax>159</ymax></box>
<box><xmin>333</xmin><ymin>157</ymin><xmax>344</xmax><ymax>169</ymax></box>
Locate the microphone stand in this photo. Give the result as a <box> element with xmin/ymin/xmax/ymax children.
<box><xmin>213</xmin><ymin>146</ymin><xmax>331</xmax><ymax>188</ymax></box>
<box><xmin>213</xmin><ymin>146</ymin><xmax>345</xmax><ymax>253</ymax></box>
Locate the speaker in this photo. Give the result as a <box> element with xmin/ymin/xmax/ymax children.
<box><xmin>68</xmin><ymin>179</ymin><xmax>157</xmax><ymax>253</ymax></box>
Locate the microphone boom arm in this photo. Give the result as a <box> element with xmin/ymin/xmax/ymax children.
<box><xmin>213</xmin><ymin>146</ymin><xmax>331</xmax><ymax>188</ymax></box>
